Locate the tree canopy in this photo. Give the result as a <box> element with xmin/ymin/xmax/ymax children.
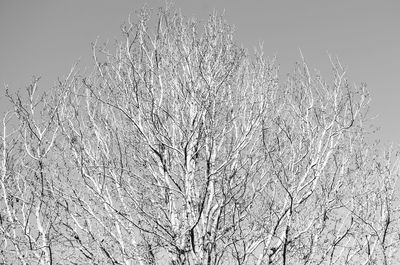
<box><xmin>1</xmin><ymin>6</ymin><xmax>399</xmax><ymax>265</ymax></box>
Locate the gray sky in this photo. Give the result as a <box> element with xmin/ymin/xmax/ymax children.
<box><xmin>1</xmin><ymin>0</ymin><xmax>399</xmax><ymax>143</ymax></box>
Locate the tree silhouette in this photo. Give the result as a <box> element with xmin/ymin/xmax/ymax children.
<box><xmin>1</xmin><ymin>6</ymin><xmax>399</xmax><ymax>265</ymax></box>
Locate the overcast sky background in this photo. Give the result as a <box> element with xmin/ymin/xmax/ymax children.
<box><xmin>0</xmin><ymin>0</ymin><xmax>399</xmax><ymax>143</ymax></box>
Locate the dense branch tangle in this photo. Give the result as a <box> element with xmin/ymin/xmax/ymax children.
<box><xmin>66</xmin><ymin>8</ymin><xmax>277</xmax><ymax>264</ymax></box>
<box><xmin>1</xmin><ymin>6</ymin><xmax>399</xmax><ymax>265</ymax></box>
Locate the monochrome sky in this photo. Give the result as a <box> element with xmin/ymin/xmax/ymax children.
<box><xmin>0</xmin><ymin>0</ymin><xmax>399</xmax><ymax>143</ymax></box>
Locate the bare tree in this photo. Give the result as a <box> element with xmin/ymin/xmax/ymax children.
<box><xmin>1</xmin><ymin>6</ymin><xmax>399</xmax><ymax>265</ymax></box>
<box><xmin>0</xmin><ymin>75</ymin><xmax>73</xmax><ymax>264</ymax></box>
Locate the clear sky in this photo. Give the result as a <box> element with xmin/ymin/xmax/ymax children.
<box><xmin>0</xmin><ymin>0</ymin><xmax>399</xmax><ymax>143</ymax></box>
